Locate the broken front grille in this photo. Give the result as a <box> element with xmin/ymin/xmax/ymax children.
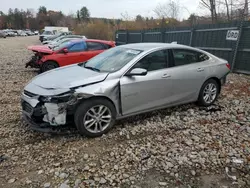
<box><xmin>24</xmin><ymin>90</ymin><xmax>37</xmax><ymax>98</ymax></box>
<box><xmin>22</xmin><ymin>101</ymin><xmax>33</xmax><ymax>114</ymax></box>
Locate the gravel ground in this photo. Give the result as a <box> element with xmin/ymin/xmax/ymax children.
<box><xmin>0</xmin><ymin>36</ymin><xmax>250</xmax><ymax>188</ymax></box>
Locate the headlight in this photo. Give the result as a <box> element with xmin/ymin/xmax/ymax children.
<box><xmin>39</xmin><ymin>92</ymin><xmax>73</xmax><ymax>103</ymax></box>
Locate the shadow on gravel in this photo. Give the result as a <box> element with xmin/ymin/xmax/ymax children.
<box><xmin>21</xmin><ymin>103</ymin><xmax>223</xmax><ymax>140</ymax></box>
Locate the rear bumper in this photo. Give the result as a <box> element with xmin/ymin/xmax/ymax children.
<box><xmin>220</xmin><ymin>72</ymin><xmax>230</xmax><ymax>86</ymax></box>
<box><xmin>220</xmin><ymin>76</ymin><xmax>227</xmax><ymax>85</ymax></box>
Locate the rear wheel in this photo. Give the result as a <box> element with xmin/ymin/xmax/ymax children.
<box><xmin>40</xmin><ymin>61</ymin><xmax>59</xmax><ymax>73</ymax></box>
<box><xmin>74</xmin><ymin>98</ymin><xmax>116</xmax><ymax>137</ymax></box>
<box><xmin>198</xmin><ymin>79</ymin><xmax>219</xmax><ymax>106</ymax></box>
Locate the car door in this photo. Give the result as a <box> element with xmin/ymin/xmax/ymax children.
<box><xmin>120</xmin><ymin>49</ymin><xmax>173</xmax><ymax>116</ymax></box>
<box><xmin>164</xmin><ymin>48</ymin><xmax>210</xmax><ymax>104</ymax></box>
<box><xmin>58</xmin><ymin>41</ymin><xmax>87</xmax><ymax>66</ymax></box>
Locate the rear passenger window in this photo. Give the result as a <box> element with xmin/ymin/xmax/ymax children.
<box><xmin>87</xmin><ymin>42</ymin><xmax>105</xmax><ymax>51</ymax></box>
<box><xmin>172</xmin><ymin>49</ymin><xmax>209</xmax><ymax>66</ymax></box>
<box><xmin>102</xmin><ymin>43</ymin><xmax>112</xmax><ymax>49</ymax></box>
<box><xmin>173</xmin><ymin>49</ymin><xmax>198</xmax><ymax>66</ymax></box>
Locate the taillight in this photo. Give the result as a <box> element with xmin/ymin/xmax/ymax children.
<box><xmin>226</xmin><ymin>63</ymin><xmax>231</xmax><ymax>70</ymax></box>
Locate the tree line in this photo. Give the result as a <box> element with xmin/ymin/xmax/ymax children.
<box><xmin>0</xmin><ymin>6</ymin><xmax>92</xmax><ymax>30</ymax></box>
<box><xmin>0</xmin><ymin>1</ymin><xmax>249</xmax><ymax>39</ymax></box>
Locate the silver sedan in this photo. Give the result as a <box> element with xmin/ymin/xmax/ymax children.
<box><xmin>21</xmin><ymin>43</ymin><xmax>231</xmax><ymax>137</ymax></box>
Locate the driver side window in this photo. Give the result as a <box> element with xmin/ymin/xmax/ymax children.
<box><xmin>133</xmin><ymin>50</ymin><xmax>168</xmax><ymax>71</ymax></box>
<box><xmin>68</xmin><ymin>42</ymin><xmax>86</xmax><ymax>52</ymax></box>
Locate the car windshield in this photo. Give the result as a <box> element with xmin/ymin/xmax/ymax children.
<box><xmin>80</xmin><ymin>47</ymin><xmax>142</xmax><ymax>73</ymax></box>
<box><xmin>42</xmin><ymin>31</ymin><xmax>52</xmax><ymax>35</ymax></box>
<box><xmin>53</xmin><ymin>41</ymin><xmax>71</xmax><ymax>51</ymax></box>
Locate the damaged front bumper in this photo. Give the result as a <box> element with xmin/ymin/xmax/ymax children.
<box><xmin>21</xmin><ymin>91</ymin><xmax>77</xmax><ymax>132</ymax></box>
<box><xmin>22</xmin><ymin>113</ymin><xmax>58</xmax><ymax>133</ymax></box>
<box><xmin>25</xmin><ymin>55</ymin><xmax>41</xmax><ymax>68</ymax></box>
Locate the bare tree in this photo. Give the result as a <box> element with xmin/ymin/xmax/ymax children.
<box><xmin>219</xmin><ymin>0</ymin><xmax>248</xmax><ymax>21</ymax></box>
<box><xmin>198</xmin><ymin>0</ymin><xmax>250</xmax><ymax>22</ymax></box>
<box><xmin>154</xmin><ymin>0</ymin><xmax>180</xmax><ymax>20</ymax></box>
<box><xmin>245</xmin><ymin>0</ymin><xmax>249</xmax><ymax>16</ymax></box>
<box><xmin>120</xmin><ymin>12</ymin><xmax>133</xmax><ymax>29</ymax></box>
<box><xmin>224</xmin><ymin>0</ymin><xmax>231</xmax><ymax>21</ymax></box>
<box><xmin>200</xmin><ymin>0</ymin><xmax>218</xmax><ymax>23</ymax></box>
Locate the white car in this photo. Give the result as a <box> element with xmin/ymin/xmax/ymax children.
<box><xmin>20</xmin><ymin>32</ymin><xmax>28</xmax><ymax>36</ymax></box>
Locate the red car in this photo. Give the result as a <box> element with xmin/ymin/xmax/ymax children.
<box><xmin>26</xmin><ymin>39</ymin><xmax>115</xmax><ymax>72</ymax></box>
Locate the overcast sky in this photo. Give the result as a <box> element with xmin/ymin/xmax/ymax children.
<box><xmin>1</xmin><ymin>0</ymin><xmax>200</xmax><ymax>19</ymax></box>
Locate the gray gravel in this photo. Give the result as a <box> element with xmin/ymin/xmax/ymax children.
<box><xmin>0</xmin><ymin>36</ymin><xmax>250</xmax><ymax>188</ymax></box>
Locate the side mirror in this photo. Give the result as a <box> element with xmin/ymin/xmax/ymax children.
<box><xmin>126</xmin><ymin>68</ymin><xmax>147</xmax><ymax>76</ymax></box>
<box><xmin>63</xmin><ymin>48</ymin><xmax>68</xmax><ymax>53</ymax></box>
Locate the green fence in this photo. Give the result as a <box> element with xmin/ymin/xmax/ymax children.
<box><xmin>115</xmin><ymin>21</ymin><xmax>250</xmax><ymax>74</ymax></box>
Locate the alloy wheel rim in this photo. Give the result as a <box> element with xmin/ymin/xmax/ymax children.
<box><xmin>203</xmin><ymin>83</ymin><xmax>217</xmax><ymax>104</ymax></box>
<box><xmin>83</xmin><ymin>105</ymin><xmax>112</xmax><ymax>133</ymax></box>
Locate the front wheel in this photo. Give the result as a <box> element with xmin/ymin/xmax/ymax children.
<box><xmin>74</xmin><ymin>98</ymin><xmax>116</xmax><ymax>137</ymax></box>
<box><xmin>40</xmin><ymin>61</ymin><xmax>59</xmax><ymax>73</ymax></box>
<box><xmin>198</xmin><ymin>79</ymin><xmax>219</xmax><ymax>106</ymax></box>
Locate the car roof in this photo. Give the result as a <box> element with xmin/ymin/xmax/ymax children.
<box><xmin>85</xmin><ymin>39</ymin><xmax>112</xmax><ymax>43</ymax></box>
<box><xmin>119</xmin><ymin>43</ymin><xmax>193</xmax><ymax>51</ymax></box>
<box><xmin>67</xmin><ymin>39</ymin><xmax>83</xmax><ymax>44</ymax></box>
<box><xmin>67</xmin><ymin>39</ymin><xmax>113</xmax><ymax>45</ymax></box>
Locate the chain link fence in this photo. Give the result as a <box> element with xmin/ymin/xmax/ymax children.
<box><xmin>115</xmin><ymin>21</ymin><xmax>250</xmax><ymax>74</ymax></box>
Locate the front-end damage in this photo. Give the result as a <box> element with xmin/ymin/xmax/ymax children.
<box><xmin>43</xmin><ymin>103</ymin><xmax>67</xmax><ymax>125</ymax></box>
<box><xmin>25</xmin><ymin>54</ymin><xmax>41</xmax><ymax>68</ymax></box>
<box><xmin>25</xmin><ymin>47</ymin><xmax>53</xmax><ymax>69</ymax></box>
<box><xmin>22</xmin><ymin>91</ymin><xmax>84</xmax><ymax>132</ymax></box>
<box><xmin>21</xmin><ymin>78</ymin><xmax>121</xmax><ymax>133</ymax></box>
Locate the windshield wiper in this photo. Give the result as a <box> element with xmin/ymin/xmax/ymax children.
<box><xmin>84</xmin><ymin>65</ymin><xmax>100</xmax><ymax>72</ymax></box>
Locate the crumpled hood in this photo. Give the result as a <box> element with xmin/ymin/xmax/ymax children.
<box><xmin>30</xmin><ymin>64</ymin><xmax>109</xmax><ymax>89</ymax></box>
<box><xmin>28</xmin><ymin>45</ymin><xmax>53</xmax><ymax>54</ymax></box>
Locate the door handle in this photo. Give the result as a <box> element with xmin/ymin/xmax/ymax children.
<box><xmin>162</xmin><ymin>74</ymin><xmax>171</xmax><ymax>78</ymax></box>
<box><xmin>197</xmin><ymin>68</ymin><xmax>204</xmax><ymax>72</ymax></box>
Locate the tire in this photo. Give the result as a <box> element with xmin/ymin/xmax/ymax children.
<box><xmin>40</xmin><ymin>61</ymin><xmax>59</xmax><ymax>73</ymax></box>
<box><xmin>74</xmin><ymin>98</ymin><xmax>116</xmax><ymax>137</ymax></box>
<box><xmin>198</xmin><ymin>79</ymin><xmax>219</xmax><ymax>107</ymax></box>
